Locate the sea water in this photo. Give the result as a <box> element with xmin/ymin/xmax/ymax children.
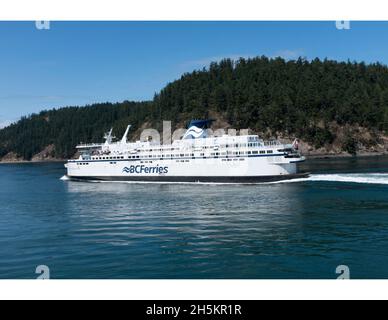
<box><xmin>1</xmin><ymin>156</ymin><xmax>388</xmax><ymax>279</ymax></box>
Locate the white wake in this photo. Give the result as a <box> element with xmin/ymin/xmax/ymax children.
<box><xmin>275</xmin><ymin>173</ymin><xmax>388</xmax><ymax>185</ymax></box>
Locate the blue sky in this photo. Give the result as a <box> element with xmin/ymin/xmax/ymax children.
<box><xmin>1</xmin><ymin>21</ymin><xmax>388</xmax><ymax>127</ymax></box>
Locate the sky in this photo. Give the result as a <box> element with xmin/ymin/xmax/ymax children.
<box><xmin>1</xmin><ymin>21</ymin><xmax>388</xmax><ymax>128</ymax></box>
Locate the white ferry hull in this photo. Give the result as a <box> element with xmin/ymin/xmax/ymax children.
<box><xmin>66</xmin><ymin>156</ymin><xmax>307</xmax><ymax>183</ymax></box>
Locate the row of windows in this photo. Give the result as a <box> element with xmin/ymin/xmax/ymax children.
<box><xmin>222</xmin><ymin>158</ymin><xmax>246</xmax><ymax>162</ymax></box>
<box><xmin>77</xmin><ymin>157</ymin><xmax>255</xmax><ymax>166</ymax></box>
<box><xmin>129</xmin><ymin>143</ymin><xmax>263</xmax><ymax>153</ymax></box>
<box><xmin>94</xmin><ymin>156</ymin><xmax>126</xmax><ymax>160</ymax></box>
<box><xmin>92</xmin><ymin>150</ymin><xmax>274</xmax><ymax>161</ymax></box>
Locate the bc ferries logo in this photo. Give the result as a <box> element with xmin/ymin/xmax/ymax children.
<box><xmin>183</xmin><ymin>126</ymin><xmax>205</xmax><ymax>139</ymax></box>
<box><xmin>123</xmin><ymin>165</ymin><xmax>169</xmax><ymax>174</ymax></box>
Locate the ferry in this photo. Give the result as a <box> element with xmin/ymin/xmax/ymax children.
<box><xmin>64</xmin><ymin>120</ymin><xmax>308</xmax><ymax>183</ymax></box>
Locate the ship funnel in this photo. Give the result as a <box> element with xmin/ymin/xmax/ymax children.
<box><xmin>121</xmin><ymin>125</ymin><xmax>132</xmax><ymax>144</ymax></box>
<box><xmin>183</xmin><ymin>119</ymin><xmax>214</xmax><ymax>140</ymax></box>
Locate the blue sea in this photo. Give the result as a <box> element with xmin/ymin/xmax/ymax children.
<box><xmin>1</xmin><ymin>156</ymin><xmax>388</xmax><ymax>279</ymax></box>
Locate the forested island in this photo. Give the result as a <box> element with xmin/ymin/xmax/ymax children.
<box><xmin>1</xmin><ymin>56</ymin><xmax>388</xmax><ymax>162</ymax></box>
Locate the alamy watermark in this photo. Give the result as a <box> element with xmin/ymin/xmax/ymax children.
<box><xmin>336</xmin><ymin>21</ymin><xmax>351</xmax><ymax>30</ymax></box>
<box><xmin>36</xmin><ymin>265</ymin><xmax>50</xmax><ymax>280</ymax></box>
<box><xmin>336</xmin><ymin>265</ymin><xmax>350</xmax><ymax>280</ymax></box>
<box><xmin>35</xmin><ymin>21</ymin><xmax>51</xmax><ymax>30</ymax></box>
<box><xmin>139</xmin><ymin>121</ymin><xmax>249</xmax><ymax>145</ymax></box>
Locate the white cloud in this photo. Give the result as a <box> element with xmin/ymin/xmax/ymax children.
<box><xmin>0</xmin><ymin>120</ymin><xmax>12</xmax><ymax>129</ymax></box>
<box><xmin>273</xmin><ymin>49</ymin><xmax>305</xmax><ymax>60</ymax></box>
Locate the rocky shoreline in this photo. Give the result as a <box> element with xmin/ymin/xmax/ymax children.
<box><xmin>306</xmin><ymin>151</ymin><xmax>388</xmax><ymax>159</ymax></box>
<box><xmin>0</xmin><ymin>159</ymin><xmax>66</xmax><ymax>164</ymax></box>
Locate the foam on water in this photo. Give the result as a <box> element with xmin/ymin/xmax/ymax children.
<box><xmin>274</xmin><ymin>173</ymin><xmax>388</xmax><ymax>185</ymax></box>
